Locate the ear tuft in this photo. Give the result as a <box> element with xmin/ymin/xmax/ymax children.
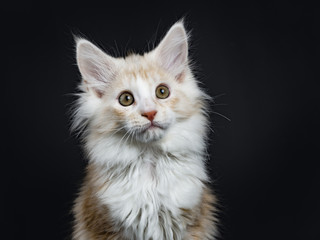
<box><xmin>153</xmin><ymin>21</ymin><xmax>189</xmax><ymax>81</ymax></box>
<box><xmin>76</xmin><ymin>39</ymin><xmax>118</xmax><ymax>97</ymax></box>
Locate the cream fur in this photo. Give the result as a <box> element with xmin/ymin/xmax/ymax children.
<box><xmin>72</xmin><ymin>21</ymin><xmax>217</xmax><ymax>240</ymax></box>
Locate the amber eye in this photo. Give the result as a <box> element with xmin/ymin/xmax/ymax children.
<box><xmin>119</xmin><ymin>92</ymin><xmax>134</xmax><ymax>106</ymax></box>
<box><xmin>156</xmin><ymin>85</ymin><xmax>170</xmax><ymax>99</ymax></box>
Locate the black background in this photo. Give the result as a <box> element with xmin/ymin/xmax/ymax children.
<box><xmin>2</xmin><ymin>1</ymin><xmax>318</xmax><ymax>240</ymax></box>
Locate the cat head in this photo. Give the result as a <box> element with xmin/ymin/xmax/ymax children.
<box><xmin>73</xmin><ymin>21</ymin><xmax>207</xmax><ymax>146</ymax></box>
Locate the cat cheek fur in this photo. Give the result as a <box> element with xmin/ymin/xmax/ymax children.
<box><xmin>72</xmin><ymin>21</ymin><xmax>218</xmax><ymax>240</ymax></box>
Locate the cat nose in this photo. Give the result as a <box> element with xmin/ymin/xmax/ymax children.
<box><xmin>141</xmin><ymin>110</ymin><xmax>157</xmax><ymax>122</ymax></box>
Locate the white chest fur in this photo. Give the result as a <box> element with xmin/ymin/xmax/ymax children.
<box><xmin>95</xmin><ymin>151</ymin><xmax>207</xmax><ymax>240</ymax></box>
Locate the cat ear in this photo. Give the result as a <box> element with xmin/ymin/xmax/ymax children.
<box><xmin>153</xmin><ymin>21</ymin><xmax>188</xmax><ymax>81</ymax></box>
<box><xmin>76</xmin><ymin>39</ymin><xmax>118</xmax><ymax>98</ymax></box>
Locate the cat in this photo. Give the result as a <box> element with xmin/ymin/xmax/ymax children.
<box><xmin>71</xmin><ymin>21</ymin><xmax>218</xmax><ymax>240</ymax></box>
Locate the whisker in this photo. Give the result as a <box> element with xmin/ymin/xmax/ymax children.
<box><xmin>123</xmin><ymin>129</ymin><xmax>134</xmax><ymax>146</ymax></box>
<box><xmin>114</xmin><ymin>130</ymin><xmax>131</xmax><ymax>153</ymax></box>
<box><xmin>107</xmin><ymin>126</ymin><xmax>127</xmax><ymax>138</ymax></box>
<box><xmin>212</xmin><ymin>111</ymin><xmax>231</xmax><ymax>122</ymax></box>
<box><xmin>212</xmin><ymin>93</ymin><xmax>226</xmax><ymax>101</ymax></box>
<box><xmin>206</xmin><ymin>124</ymin><xmax>215</xmax><ymax>134</ymax></box>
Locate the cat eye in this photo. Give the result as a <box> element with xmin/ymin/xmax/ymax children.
<box><xmin>119</xmin><ymin>92</ymin><xmax>134</xmax><ymax>106</ymax></box>
<box><xmin>155</xmin><ymin>85</ymin><xmax>170</xmax><ymax>99</ymax></box>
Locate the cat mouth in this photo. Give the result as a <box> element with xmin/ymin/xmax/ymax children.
<box><xmin>140</xmin><ymin>122</ymin><xmax>165</xmax><ymax>133</ymax></box>
<box><xmin>133</xmin><ymin>121</ymin><xmax>169</xmax><ymax>142</ymax></box>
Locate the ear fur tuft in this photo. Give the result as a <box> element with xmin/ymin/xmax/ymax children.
<box><xmin>153</xmin><ymin>21</ymin><xmax>189</xmax><ymax>81</ymax></box>
<box><xmin>76</xmin><ymin>39</ymin><xmax>118</xmax><ymax>97</ymax></box>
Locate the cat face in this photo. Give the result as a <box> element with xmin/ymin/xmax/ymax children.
<box><xmin>74</xmin><ymin>22</ymin><xmax>204</xmax><ymax>144</ymax></box>
<box><xmin>108</xmin><ymin>62</ymin><xmax>176</xmax><ymax>143</ymax></box>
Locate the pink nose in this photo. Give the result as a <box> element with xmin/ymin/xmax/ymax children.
<box><xmin>141</xmin><ymin>110</ymin><xmax>157</xmax><ymax>122</ymax></box>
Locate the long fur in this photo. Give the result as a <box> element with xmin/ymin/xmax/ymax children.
<box><xmin>71</xmin><ymin>21</ymin><xmax>218</xmax><ymax>240</ymax></box>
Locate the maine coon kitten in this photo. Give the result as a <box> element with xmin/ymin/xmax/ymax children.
<box><xmin>72</xmin><ymin>21</ymin><xmax>218</xmax><ymax>240</ymax></box>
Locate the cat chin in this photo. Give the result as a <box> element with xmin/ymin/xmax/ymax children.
<box><xmin>135</xmin><ymin>127</ymin><xmax>166</xmax><ymax>143</ymax></box>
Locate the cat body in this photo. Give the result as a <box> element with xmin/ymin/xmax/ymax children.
<box><xmin>72</xmin><ymin>22</ymin><xmax>218</xmax><ymax>240</ymax></box>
